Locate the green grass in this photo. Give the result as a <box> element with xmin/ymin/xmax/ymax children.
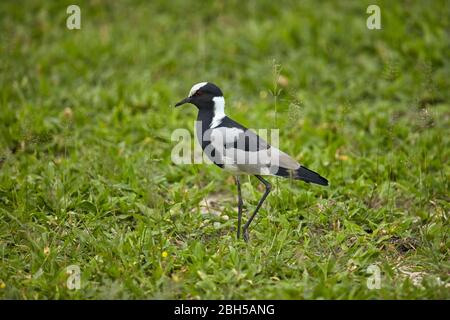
<box><xmin>0</xmin><ymin>0</ymin><xmax>449</xmax><ymax>299</ymax></box>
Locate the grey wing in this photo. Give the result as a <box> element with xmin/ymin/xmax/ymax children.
<box><xmin>209</xmin><ymin>127</ymin><xmax>300</xmax><ymax>174</ymax></box>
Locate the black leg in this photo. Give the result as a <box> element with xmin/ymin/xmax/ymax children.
<box><xmin>242</xmin><ymin>175</ymin><xmax>272</xmax><ymax>242</ymax></box>
<box><xmin>234</xmin><ymin>176</ymin><xmax>243</xmax><ymax>239</ymax></box>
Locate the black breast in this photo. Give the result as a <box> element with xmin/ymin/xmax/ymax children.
<box><xmin>195</xmin><ymin>110</ymin><xmax>224</xmax><ymax>168</ymax></box>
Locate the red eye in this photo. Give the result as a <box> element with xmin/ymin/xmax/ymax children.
<box><xmin>194</xmin><ymin>91</ymin><xmax>203</xmax><ymax>96</ymax></box>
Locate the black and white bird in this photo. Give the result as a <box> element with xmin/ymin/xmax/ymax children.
<box><xmin>175</xmin><ymin>82</ymin><xmax>328</xmax><ymax>241</ymax></box>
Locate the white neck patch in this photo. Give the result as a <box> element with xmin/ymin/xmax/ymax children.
<box><xmin>210</xmin><ymin>96</ymin><xmax>226</xmax><ymax>128</ymax></box>
<box><xmin>188</xmin><ymin>82</ymin><xmax>208</xmax><ymax>97</ymax></box>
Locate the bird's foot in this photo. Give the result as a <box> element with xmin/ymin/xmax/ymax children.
<box><xmin>243</xmin><ymin>228</ymin><xmax>250</xmax><ymax>242</ymax></box>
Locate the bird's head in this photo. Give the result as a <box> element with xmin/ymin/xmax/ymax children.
<box><xmin>175</xmin><ymin>82</ymin><xmax>224</xmax><ymax>110</ymax></box>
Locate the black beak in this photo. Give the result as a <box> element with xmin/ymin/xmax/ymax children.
<box><xmin>175</xmin><ymin>97</ymin><xmax>191</xmax><ymax>107</ymax></box>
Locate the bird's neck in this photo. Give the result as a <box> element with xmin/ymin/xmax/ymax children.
<box><xmin>196</xmin><ymin>96</ymin><xmax>226</xmax><ymax>129</ymax></box>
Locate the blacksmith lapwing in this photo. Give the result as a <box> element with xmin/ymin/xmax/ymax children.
<box><xmin>175</xmin><ymin>82</ymin><xmax>328</xmax><ymax>241</ymax></box>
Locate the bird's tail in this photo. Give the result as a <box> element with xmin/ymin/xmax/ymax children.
<box><xmin>275</xmin><ymin>166</ymin><xmax>328</xmax><ymax>186</ymax></box>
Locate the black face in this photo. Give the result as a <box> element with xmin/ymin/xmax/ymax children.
<box><xmin>175</xmin><ymin>82</ymin><xmax>223</xmax><ymax>110</ymax></box>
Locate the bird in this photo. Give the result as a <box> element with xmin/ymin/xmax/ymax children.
<box><xmin>175</xmin><ymin>82</ymin><xmax>328</xmax><ymax>241</ymax></box>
